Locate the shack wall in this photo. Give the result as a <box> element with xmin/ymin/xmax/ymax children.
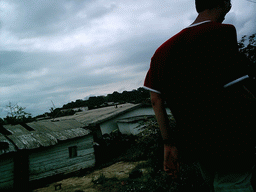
<box><xmin>29</xmin><ymin>134</ymin><xmax>95</xmax><ymax>181</ymax></box>
<box><xmin>0</xmin><ymin>154</ymin><xmax>15</xmax><ymax>191</ymax></box>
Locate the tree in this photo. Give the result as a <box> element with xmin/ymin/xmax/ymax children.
<box><xmin>4</xmin><ymin>102</ymin><xmax>33</xmax><ymax>125</ymax></box>
<box><xmin>238</xmin><ymin>33</ymin><xmax>256</xmax><ymax>95</ymax></box>
<box><xmin>87</xmin><ymin>96</ymin><xmax>105</xmax><ymax>110</ymax></box>
<box><xmin>238</xmin><ymin>33</ymin><xmax>256</xmax><ymax>64</ymax></box>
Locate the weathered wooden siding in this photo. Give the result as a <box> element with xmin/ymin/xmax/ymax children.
<box><xmin>0</xmin><ymin>155</ymin><xmax>15</xmax><ymax>191</ymax></box>
<box><xmin>29</xmin><ymin>135</ymin><xmax>95</xmax><ymax>181</ymax></box>
<box><xmin>0</xmin><ymin>132</ymin><xmax>16</xmax><ymax>191</ymax></box>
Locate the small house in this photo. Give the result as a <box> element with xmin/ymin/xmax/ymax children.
<box><xmin>54</xmin><ymin>103</ymin><xmax>140</xmax><ymax>139</ymax></box>
<box><xmin>54</xmin><ymin>103</ymin><xmax>171</xmax><ymax>140</ymax></box>
<box><xmin>0</xmin><ymin>119</ymin><xmax>95</xmax><ymax>191</ymax></box>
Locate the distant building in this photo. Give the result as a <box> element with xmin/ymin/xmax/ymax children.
<box><xmin>54</xmin><ymin>103</ymin><xmax>159</xmax><ymax>139</ymax></box>
<box><xmin>54</xmin><ymin>103</ymin><xmax>171</xmax><ymax>138</ymax></box>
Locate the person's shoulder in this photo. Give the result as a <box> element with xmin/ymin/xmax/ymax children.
<box><xmin>208</xmin><ymin>22</ymin><xmax>236</xmax><ymax>32</ymax></box>
<box><xmin>154</xmin><ymin>29</ymin><xmax>186</xmax><ymax>55</ymax></box>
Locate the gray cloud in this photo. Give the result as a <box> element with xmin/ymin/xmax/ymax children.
<box><xmin>1</xmin><ymin>0</ymin><xmax>116</xmax><ymax>38</ymax></box>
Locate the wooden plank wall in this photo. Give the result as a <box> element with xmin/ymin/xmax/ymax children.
<box><xmin>29</xmin><ymin>135</ymin><xmax>95</xmax><ymax>181</ymax></box>
<box><xmin>0</xmin><ymin>154</ymin><xmax>14</xmax><ymax>191</ymax></box>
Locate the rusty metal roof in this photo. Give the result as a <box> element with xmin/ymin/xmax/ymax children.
<box><xmin>0</xmin><ymin>119</ymin><xmax>90</xmax><ymax>152</ymax></box>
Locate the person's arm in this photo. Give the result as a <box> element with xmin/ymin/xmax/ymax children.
<box><xmin>150</xmin><ymin>91</ymin><xmax>179</xmax><ymax>178</ymax></box>
<box><xmin>150</xmin><ymin>91</ymin><xmax>171</xmax><ymax>141</ymax></box>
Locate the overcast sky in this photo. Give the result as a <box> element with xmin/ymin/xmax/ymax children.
<box><xmin>0</xmin><ymin>0</ymin><xmax>255</xmax><ymax>118</ymax></box>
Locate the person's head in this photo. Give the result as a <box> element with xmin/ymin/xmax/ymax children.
<box><xmin>195</xmin><ymin>0</ymin><xmax>231</xmax><ymax>13</ymax></box>
<box><xmin>195</xmin><ymin>0</ymin><xmax>232</xmax><ymax>22</ymax></box>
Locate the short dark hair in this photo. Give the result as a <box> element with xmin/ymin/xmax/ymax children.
<box><xmin>195</xmin><ymin>0</ymin><xmax>230</xmax><ymax>13</ymax></box>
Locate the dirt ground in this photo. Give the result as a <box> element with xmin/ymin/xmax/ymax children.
<box><xmin>33</xmin><ymin>161</ymin><xmax>146</xmax><ymax>192</ymax></box>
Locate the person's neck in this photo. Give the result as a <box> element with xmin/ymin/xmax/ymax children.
<box><xmin>191</xmin><ymin>9</ymin><xmax>223</xmax><ymax>25</ymax></box>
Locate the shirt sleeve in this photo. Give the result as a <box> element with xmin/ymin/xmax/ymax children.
<box><xmin>144</xmin><ymin>56</ymin><xmax>162</xmax><ymax>94</ymax></box>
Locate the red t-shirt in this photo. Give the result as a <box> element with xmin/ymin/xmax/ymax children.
<box><xmin>144</xmin><ymin>21</ymin><xmax>255</xmax><ymax>164</ymax></box>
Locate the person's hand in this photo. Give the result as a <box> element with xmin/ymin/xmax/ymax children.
<box><xmin>163</xmin><ymin>144</ymin><xmax>179</xmax><ymax>179</ymax></box>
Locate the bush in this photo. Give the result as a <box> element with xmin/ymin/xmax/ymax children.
<box><xmin>94</xmin><ymin>131</ymin><xmax>137</xmax><ymax>167</ymax></box>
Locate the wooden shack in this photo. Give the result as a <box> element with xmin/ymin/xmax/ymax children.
<box><xmin>0</xmin><ymin>119</ymin><xmax>95</xmax><ymax>191</ymax></box>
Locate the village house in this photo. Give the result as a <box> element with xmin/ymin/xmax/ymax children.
<box><xmin>54</xmin><ymin>103</ymin><xmax>170</xmax><ymax>139</ymax></box>
<box><xmin>0</xmin><ymin>119</ymin><xmax>94</xmax><ymax>191</ymax></box>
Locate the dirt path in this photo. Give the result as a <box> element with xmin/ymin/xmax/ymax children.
<box><xmin>33</xmin><ymin>161</ymin><xmax>146</xmax><ymax>192</ymax></box>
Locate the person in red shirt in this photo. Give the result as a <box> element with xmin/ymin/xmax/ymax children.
<box><xmin>144</xmin><ymin>0</ymin><xmax>256</xmax><ymax>191</ymax></box>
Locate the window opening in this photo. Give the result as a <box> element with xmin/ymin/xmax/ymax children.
<box><xmin>69</xmin><ymin>146</ymin><xmax>77</xmax><ymax>158</ymax></box>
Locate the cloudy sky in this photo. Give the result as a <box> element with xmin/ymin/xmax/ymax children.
<box><xmin>0</xmin><ymin>0</ymin><xmax>255</xmax><ymax>118</ymax></box>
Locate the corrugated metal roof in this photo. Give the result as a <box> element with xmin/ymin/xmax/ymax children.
<box><xmin>1</xmin><ymin>119</ymin><xmax>90</xmax><ymax>151</ymax></box>
<box><xmin>3</xmin><ymin>124</ymin><xmax>30</xmax><ymax>135</ymax></box>
<box><xmin>54</xmin><ymin>103</ymin><xmax>142</xmax><ymax>126</ymax></box>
